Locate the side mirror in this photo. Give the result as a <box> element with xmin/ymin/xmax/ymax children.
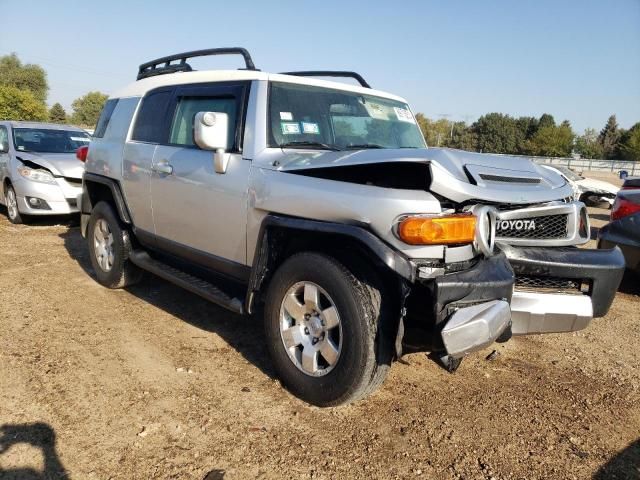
<box><xmin>0</xmin><ymin>141</ymin><xmax>8</xmax><ymax>153</ymax></box>
<box><xmin>193</xmin><ymin>111</ymin><xmax>230</xmax><ymax>174</ymax></box>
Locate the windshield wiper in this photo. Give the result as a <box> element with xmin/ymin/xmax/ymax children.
<box><xmin>279</xmin><ymin>141</ymin><xmax>342</xmax><ymax>151</ymax></box>
<box><xmin>344</xmin><ymin>143</ymin><xmax>384</xmax><ymax>150</ymax></box>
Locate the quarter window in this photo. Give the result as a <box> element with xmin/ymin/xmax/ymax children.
<box><xmin>93</xmin><ymin>99</ymin><xmax>118</xmax><ymax>138</ymax></box>
<box><xmin>131</xmin><ymin>90</ymin><xmax>172</xmax><ymax>143</ymax></box>
<box><xmin>0</xmin><ymin>126</ymin><xmax>8</xmax><ymax>151</ymax></box>
<box><xmin>169</xmin><ymin>96</ymin><xmax>237</xmax><ymax>149</ymax></box>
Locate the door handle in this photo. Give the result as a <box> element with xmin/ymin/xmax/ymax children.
<box><xmin>152</xmin><ymin>161</ymin><xmax>173</xmax><ymax>175</ymax></box>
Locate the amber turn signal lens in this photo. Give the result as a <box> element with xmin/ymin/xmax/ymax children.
<box><xmin>398</xmin><ymin>214</ymin><xmax>476</xmax><ymax>245</ymax></box>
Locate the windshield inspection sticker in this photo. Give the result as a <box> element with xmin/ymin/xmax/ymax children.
<box><xmin>279</xmin><ymin>112</ymin><xmax>293</xmax><ymax>121</ymax></box>
<box><xmin>281</xmin><ymin>122</ymin><xmax>301</xmax><ymax>135</ymax></box>
<box><xmin>301</xmin><ymin>122</ymin><xmax>320</xmax><ymax>134</ymax></box>
<box><xmin>394</xmin><ymin>107</ymin><xmax>416</xmax><ymax>123</ymax></box>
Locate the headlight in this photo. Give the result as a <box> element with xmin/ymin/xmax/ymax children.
<box><xmin>17</xmin><ymin>166</ymin><xmax>57</xmax><ymax>185</ymax></box>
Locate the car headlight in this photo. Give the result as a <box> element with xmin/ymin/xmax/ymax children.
<box><xmin>17</xmin><ymin>165</ymin><xmax>57</xmax><ymax>185</ymax></box>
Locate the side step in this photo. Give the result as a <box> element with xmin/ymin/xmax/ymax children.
<box><xmin>129</xmin><ymin>251</ymin><xmax>244</xmax><ymax>315</ymax></box>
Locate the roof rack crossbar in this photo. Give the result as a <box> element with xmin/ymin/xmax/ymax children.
<box><xmin>280</xmin><ymin>71</ymin><xmax>371</xmax><ymax>88</ymax></box>
<box><xmin>137</xmin><ymin>47</ymin><xmax>258</xmax><ymax>80</ymax></box>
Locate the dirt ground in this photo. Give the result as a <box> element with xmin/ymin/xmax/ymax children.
<box><xmin>0</xmin><ymin>206</ymin><xmax>638</xmax><ymax>480</ymax></box>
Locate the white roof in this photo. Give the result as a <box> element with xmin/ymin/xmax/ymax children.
<box><xmin>110</xmin><ymin>70</ymin><xmax>407</xmax><ymax>103</ymax></box>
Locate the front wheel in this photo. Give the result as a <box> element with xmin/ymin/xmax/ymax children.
<box><xmin>87</xmin><ymin>201</ymin><xmax>142</xmax><ymax>288</ymax></box>
<box><xmin>5</xmin><ymin>185</ymin><xmax>24</xmax><ymax>224</ymax></box>
<box><xmin>264</xmin><ymin>252</ymin><xmax>393</xmax><ymax>407</ymax></box>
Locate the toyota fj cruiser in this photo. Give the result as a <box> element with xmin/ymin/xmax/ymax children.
<box><xmin>79</xmin><ymin>48</ymin><xmax>625</xmax><ymax>406</ymax></box>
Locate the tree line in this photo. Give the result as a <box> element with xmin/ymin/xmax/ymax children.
<box><xmin>415</xmin><ymin>112</ymin><xmax>640</xmax><ymax>162</ymax></box>
<box><xmin>0</xmin><ymin>53</ymin><xmax>108</xmax><ymax>127</ymax></box>
<box><xmin>1</xmin><ymin>53</ymin><xmax>638</xmax><ymax>161</ymax></box>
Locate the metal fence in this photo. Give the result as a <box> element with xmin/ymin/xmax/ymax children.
<box><xmin>527</xmin><ymin>156</ymin><xmax>639</xmax><ymax>175</ymax></box>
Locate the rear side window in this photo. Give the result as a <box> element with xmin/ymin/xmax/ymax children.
<box><xmin>131</xmin><ymin>90</ymin><xmax>172</xmax><ymax>143</ymax></box>
<box><xmin>93</xmin><ymin>99</ymin><xmax>118</xmax><ymax>138</ymax></box>
<box><xmin>169</xmin><ymin>96</ymin><xmax>237</xmax><ymax>148</ymax></box>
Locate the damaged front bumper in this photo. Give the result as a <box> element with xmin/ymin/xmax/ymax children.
<box><xmin>405</xmin><ymin>252</ymin><xmax>515</xmax><ymax>358</ymax></box>
<box><xmin>501</xmin><ymin>244</ymin><xmax>625</xmax><ymax>335</ymax></box>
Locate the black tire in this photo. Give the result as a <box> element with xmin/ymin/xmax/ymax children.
<box><xmin>264</xmin><ymin>252</ymin><xmax>393</xmax><ymax>407</ymax></box>
<box><xmin>5</xmin><ymin>184</ymin><xmax>25</xmax><ymax>224</ymax></box>
<box><xmin>87</xmin><ymin>201</ymin><xmax>142</xmax><ymax>288</ymax></box>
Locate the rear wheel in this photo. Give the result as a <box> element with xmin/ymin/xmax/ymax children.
<box><xmin>87</xmin><ymin>201</ymin><xmax>142</xmax><ymax>288</ymax></box>
<box><xmin>264</xmin><ymin>252</ymin><xmax>393</xmax><ymax>407</ymax></box>
<box><xmin>5</xmin><ymin>185</ymin><xmax>24</xmax><ymax>224</ymax></box>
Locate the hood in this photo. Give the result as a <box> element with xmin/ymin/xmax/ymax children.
<box><xmin>576</xmin><ymin>178</ymin><xmax>620</xmax><ymax>195</ymax></box>
<box><xmin>15</xmin><ymin>151</ymin><xmax>84</xmax><ymax>178</ymax></box>
<box><xmin>269</xmin><ymin>147</ymin><xmax>572</xmax><ymax>205</ymax></box>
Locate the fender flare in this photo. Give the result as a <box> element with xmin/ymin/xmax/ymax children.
<box><xmin>245</xmin><ymin>214</ymin><xmax>415</xmax><ymax>314</ymax></box>
<box><xmin>82</xmin><ymin>173</ymin><xmax>132</xmax><ymax>224</ymax></box>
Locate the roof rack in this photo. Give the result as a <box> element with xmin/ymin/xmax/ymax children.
<box><xmin>137</xmin><ymin>47</ymin><xmax>258</xmax><ymax>80</ymax></box>
<box><xmin>280</xmin><ymin>71</ymin><xmax>371</xmax><ymax>89</ymax></box>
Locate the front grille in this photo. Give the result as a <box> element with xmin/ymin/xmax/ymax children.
<box><xmin>496</xmin><ymin>214</ymin><xmax>568</xmax><ymax>240</ymax></box>
<box><xmin>515</xmin><ymin>275</ymin><xmax>586</xmax><ymax>294</ymax></box>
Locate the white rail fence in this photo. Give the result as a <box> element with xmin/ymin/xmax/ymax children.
<box><xmin>528</xmin><ymin>156</ymin><xmax>639</xmax><ymax>176</ymax></box>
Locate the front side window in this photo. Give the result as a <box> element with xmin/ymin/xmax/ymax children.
<box><xmin>169</xmin><ymin>96</ymin><xmax>237</xmax><ymax>148</ymax></box>
<box><xmin>268</xmin><ymin>82</ymin><xmax>426</xmax><ymax>151</ymax></box>
<box><xmin>12</xmin><ymin>128</ymin><xmax>90</xmax><ymax>153</ymax></box>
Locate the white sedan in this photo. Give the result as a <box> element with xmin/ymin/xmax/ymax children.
<box><xmin>542</xmin><ymin>165</ymin><xmax>619</xmax><ymax>208</ymax></box>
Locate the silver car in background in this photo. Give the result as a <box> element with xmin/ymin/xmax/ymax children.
<box><xmin>0</xmin><ymin>121</ymin><xmax>90</xmax><ymax>223</ymax></box>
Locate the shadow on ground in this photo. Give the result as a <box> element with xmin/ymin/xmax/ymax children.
<box><xmin>58</xmin><ymin>228</ymin><xmax>276</xmax><ymax>381</ymax></box>
<box><xmin>0</xmin><ymin>205</ymin><xmax>79</xmax><ymax>228</ymax></box>
<box><xmin>593</xmin><ymin>438</ymin><xmax>640</xmax><ymax>479</ymax></box>
<box><xmin>0</xmin><ymin>423</ymin><xmax>68</xmax><ymax>480</ymax></box>
<box><xmin>618</xmin><ymin>271</ymin><xmax>640</xmax><ymax>296</ymax></box>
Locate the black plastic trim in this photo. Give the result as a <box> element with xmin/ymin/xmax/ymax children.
<box><xmin>245</xmin><ymin>214</ymin><xmax>414</xmax><ymax>313</ymax></box>
<box><xmin>82</xmin><ymin>173</ymin><xmax>132</xmax><ymax>224</ymax></box>
<box><xmin>135</xmin><ymin>228</ymin><xmax>250</xmax><ymax>283</ymax></box>
<box><xmin>500</xmin><ymin>243</ymin><xmax>626</xmax><ymax>317</ymax></box>
<box><xmin>428</xmin><ymin>252</ymin><xmax>515</xmax><ymax>324</ymax></box>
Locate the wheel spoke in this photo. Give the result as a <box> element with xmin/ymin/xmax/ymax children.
<box><xmin>322</xmin><ymin>306</ymin><xmax>340</xmax><ymax>329</ymax></box>
<box><xmin>283</xmin><ymin>294</ymin><xmax>306</xmax><ymax>320</ymax></box>
<box><xmin>301</xmin><ymin>347</ymin><xmax>318</xmax><ymax>373</ymax></box>
<box><xmin>303</xmin><ymin>283</ymin><xmax>320</xmax><ymax>310</ymax></box>
<box><xmin>281</xmin><ymin>325</ymin><xmax>304</xmax><ymax>348</ymax></box>
<box><xmin>319</xmin><ymin>339</ymin><xmax>339</xmax><ymax>366</ymax></box>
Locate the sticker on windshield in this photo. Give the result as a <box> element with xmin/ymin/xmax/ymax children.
<box><xmin>365</xmin><ymin>103</ymin><xmax>387</xmax><ymax>120</ymax></box>
<box><xmin>281</xmin><ymin>122</ymin><xmax>301</xmax><ymax>135</ymax></box>
<box><xmin>301</xmin><ymin>122</ymin><xmax>320</xmax><ymax>134</ymax></box>
<box><xmin>279</xmin><ymin>112</ymin><xmax>293</xmax><ymax>121</ymax></box>
<box><xmin>70</xmin><ymin>136</ymin><xmax>89</xmax><ymax>142</ymax></box>
<box><xmin>393</xmin><ymin>107</ymin><xmax>415</xmax><ymax>123</ymax></box>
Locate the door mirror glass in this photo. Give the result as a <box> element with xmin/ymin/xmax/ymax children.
<box><xmin>0</xmin><ymin>141</ymin><xmax>8</xmax><ymax>153</ymax></box>
<box><xmin>193</xmin><ymin>112</ymin><xmax>229</xmax><ymax>151</ymax></box>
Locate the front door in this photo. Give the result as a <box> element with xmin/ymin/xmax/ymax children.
<box><xmin>149</xmin><ymin>83</ymin><xmax>251</xmax><ymax>278</ymax></box>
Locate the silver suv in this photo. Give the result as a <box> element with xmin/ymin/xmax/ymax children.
<box><xmin>80</xmin><ymin>48</ymin><xmax>625</xmax><ymax>406</ymax></box>
<box><xmin>0</xmin><ymin>121</ymin><xmax>90</xmax><ymax>223</ymax></box>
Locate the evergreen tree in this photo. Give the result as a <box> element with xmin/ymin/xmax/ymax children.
<box><xmin>598</xmin><ymin>115</ymin><xmax>621</xmax><ymax>159</ymax></box>
<box><xmin>48</xmin><ymin>103</ymin><xmax>67</xmax><ymax>123</ymax></box>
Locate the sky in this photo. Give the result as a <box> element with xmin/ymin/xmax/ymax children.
<box><xmin>1</xmin><ymin>0</ymin><xmax>639</xmax><ymax>133</ymax></box>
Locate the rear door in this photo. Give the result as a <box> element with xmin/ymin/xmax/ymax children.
<box><xmin>122</xmin><ymin>88</ymin><xmax>174</xmax><ymax>235</ymax></box>
<box><xmin>149</xmin><ymin>82</ymin><xmax>251</xmax><ymax>278</ymax></box>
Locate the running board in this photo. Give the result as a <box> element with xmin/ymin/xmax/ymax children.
<box><xmin>129</xmin><ymin>251</ymin><xmax>244</xmax><ymax>315</ymax></box>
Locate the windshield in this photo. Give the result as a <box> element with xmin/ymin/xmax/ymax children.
<box><xmin>269</xmin><ymin>82</ymin><xmax>426</xmax><ymax>150</ymax></box>
<box><xmin>12</xmin><ymin>128</ymin><xmax>90</xmax><ymax>154</ymax></box>
<box><xmin>557</xmin><ymin>166</ymin><xmax>584</xmax><ymax>181</ymax></box>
